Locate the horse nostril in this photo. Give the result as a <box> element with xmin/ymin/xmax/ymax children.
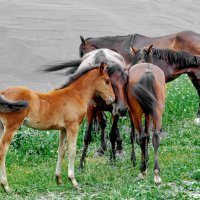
<box><xmin>118</xmin><ymin>108</ymin><xmax>127</xmax><ymax>117</ymax></box>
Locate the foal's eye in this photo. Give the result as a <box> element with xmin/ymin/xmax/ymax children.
<box><xmin>105</xmin><ymin>79</ymin><xmax>110</xmax><ymax>85</ymax></box>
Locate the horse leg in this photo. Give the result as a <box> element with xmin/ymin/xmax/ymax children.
<box><xmin>95</xmin><ymin>111</ymin><xmax>107</xmax><ymax>156</ymax></box>
<box><xmin>109</xmin><ymin>115</ymin><xmax>119</xmax><ymax>161</ymax></box>
<box><xmin>152</xmin><ymin>114</ymin><xmax>162</xmax><ymax>185</ymax></box>
<box><xmin>188</xmin><ymin>74</ymin><xmax>200</xmax><ymax>125</ymax></box>
<box><xmin>66</xmin><ymin>123</ymin><xmax>80</xmax><ymax>190</ymax></box>
<box><xmin>80</xmin><ymin>107</ymin><xmax>95</xmax><ymax>168</ymax></box>
<box><xmin>129</xmin><ymin>113</ymin><xmax>136</xmax><ymax>167</ymax></box>
<box><xmin>0</xmin><ymin>120</ymin><xmax>22</xmax><ymax>192</ymax></box>
<box><xmin>144</xmin><ymin>115</ymin><xmax>151</xmax><ymax>164</ymax></box>
<box><xmin>115</xmin><ymin>118</ymin><xmax>124</xmax><ymax>157</ymax></box>
<box><xmin>55</xmin><ymin>130</ymin><xmax>67</xmax><ymax>185</ymax></box>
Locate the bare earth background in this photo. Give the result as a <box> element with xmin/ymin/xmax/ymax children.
<box><xmin>0</xmin><ymin>0</ymin><xmax>199</xmax><ymax>91</ymax></box>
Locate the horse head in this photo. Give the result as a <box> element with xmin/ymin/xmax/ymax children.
<box><xmin>130</xmin><ymin>45</ymin><xmax>153</xmax><ymax>64</ymax></box>
<box><xmin>79</xmin><ymin>36</ymin><xmax>98</xmax><ymax>57</ymax></box>
<box><xmin>106</xmin><ymin>62</ymin><xmax>128</xmax><ymax>116</ymax></box>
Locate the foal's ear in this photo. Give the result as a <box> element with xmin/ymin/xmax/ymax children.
<box><xmin>147</xmin><ymin>45</ymin><xmax>153</xmax><ymax>54</ymax></box>
<box><xmin>80</xmin><ymin>36</ymin><xmax>86</xmax><ymax>45</ymax></box>
<box><xmin>99</xmin><ymin>62</ymin><xmax>106</xmax><ymax>74</ymax></box>
<box><xmin>130</xmin><ymin>46</ymin><xmax>137</xmax><ymax>55</ymax></box>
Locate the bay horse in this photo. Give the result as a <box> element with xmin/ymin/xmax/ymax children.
<box><xmin>129</xmin><ymin>45</ymin><xmax>200</xmax><ymax>168</ymax></box>
<box><xmin>126</xmin><ymin>62</ymin><xmax>166</xmax><ymax>185</ymax></box>
<box><xmin>44</xmin><ymin>48</ymin><xmax>128</xmax><ymax>168</ymax></box>
<box><xmin>0</xmin><ymin>64</ymin><xmax>115</xmax><ymax>192</ymax></box>
<box><xmin>125</xmin><ymin>51</ymin><xmax>166</xmax><ymax>185</ymax></box>
<box><xmin>79</xmin><ymin>30</ymin><xmax>200</xmax><ymax>121</ymax></box>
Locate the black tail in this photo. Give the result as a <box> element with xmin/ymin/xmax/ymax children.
<box><xmin>0</xmin><ymin>95</ymin><xmax>28</xmax><ymax>112</ymax></box>
<box><xmin>132</xmin><ymin>71</ymin><xmax>157</xmax><ymax>117</ymax></box>
<box><xmin>42</xmin><ymin>59</ymin><xmax>82</xmax><ymax>75</ymax></box>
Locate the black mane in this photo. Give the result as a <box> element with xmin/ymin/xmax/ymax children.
<box><xmin>152</xmin><ymin>48</ymin><xmax>199</xmax><ymax>66</ymax></box>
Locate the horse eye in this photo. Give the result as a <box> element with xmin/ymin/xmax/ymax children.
<box><xmin>105</xmin><ymin>79</ymin><xmax>110</xmax><ymax>85</ymax></box>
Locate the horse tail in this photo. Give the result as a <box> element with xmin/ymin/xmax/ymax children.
<box><xmin>43</xmin><ymin>59</ymin><xmax>82</xmax><ymax>74</ymax></box>
<box><xmin>0</xmin><ymin>95</ymin><xmax>28</xmax><ymax>112</ymax></box>
<box><xmin>132</xmin><ymin>71</ymin><xmax>158</xmax><ymax>117</ymax></box>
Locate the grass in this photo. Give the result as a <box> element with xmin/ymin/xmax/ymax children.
<box><xmin>0</xmin><ymin>75</ymin><xmax>199</xmax><ymax>199</ymax></box>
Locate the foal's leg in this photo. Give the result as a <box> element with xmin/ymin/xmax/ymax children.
<box><xmin>0</xmin><ymin>120</ymin><xmax>22</xmax><ymax>192</ymax></box>
<box><xmin>95</xmin><ymin>111</ymin><xmax>107</xmax><ymax>156</ymax></box>
<box><xmin>55</xmin><ymin>130</ymin><xmax>67</xmax><ymax>184</ymax></box>
<box><xmin>152</xmin><ymin>114</ymin><xmax>162</xmax><ymax>185</ymax></box>
<box><xmin>67</xmin><ymin>123</ymin><xmax>80</xmax><ymax>189</ymax></box>
<box><xmin>80</xmin><ymin>107</ymin><xmax>95</xmax><ymax>168</ymax></box>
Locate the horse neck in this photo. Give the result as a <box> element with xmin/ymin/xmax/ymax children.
<box><xmin>59</xmin><ymin>70</ymin><xmax>99</xmax><ymax>103</ymax></box>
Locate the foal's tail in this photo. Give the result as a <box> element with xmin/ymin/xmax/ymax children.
<box><xmin>132</xmin><ymin>71</ymin><xmax>157</xmax><ymax>117</ymax></box>
<box><xmin>0</xmin><ymin>95</ymin><xmax>28</xmax><ymax>112</ymax></box>
<box><xmin>42</xmin><ymin>59</ymin><xmax>81</xmax><ymax>75</ymax></box>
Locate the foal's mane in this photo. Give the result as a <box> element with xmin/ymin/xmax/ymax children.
<box><xmin>58</xmin><ymin>66</ymin><xmax>98</xmax><ymax>89</ymax></box>
<box><xmin>152</xmin><ymin>48</ymin><xmax>200</xmax><ymax>66</ymax></box>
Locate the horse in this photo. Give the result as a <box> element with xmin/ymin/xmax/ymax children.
<box><xmin>79</xmin><ymin>31</ymin><xmax>200</xmax><ymax>121</ymax></box>
<box><xmin>130</xmin><ymin>45</ymin><xmax>200</xmax><ymax>124</ymax></box>
<box><xmin>124</xmin><ymin>49</ymin><xmax>166</xmax><ymax>185</ymax></box>
<box><xmin>0</xmin><ymin>64</ymin><xmax>115</xmax><ymax>192</ymax></box>
<box><xmin>128</xmin><ymin>45</ymin><xmax>200</xmax><ymax>169</ymax></box>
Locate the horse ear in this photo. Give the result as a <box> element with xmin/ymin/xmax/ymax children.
<box><xmin>99</xmin><ymin>62</ymin><xmax>106</xmax><ymax>74</ymax></box>
<box><xmin>80</xmin><ymin>35</ymin><xmax>86</xmax><ymax>45</ymax></box>
<box><xmin>147</xmin><ymin>45</ymin><xmax>153</xmax><ymax>54</ymax></box>
<box><xmin>130</xmin><ymin>46</ymin><xmax>137</xmax><ymax>55</ymax></box>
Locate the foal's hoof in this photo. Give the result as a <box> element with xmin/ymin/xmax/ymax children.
<box><xmin>194</xmin><ymin>118</ymin><xmax>200</xmax><ymax>125</ymax></box>
<box><xmin>55</xmin><ymin>175</ymin><xmax>62</xmax><ymax>185</ymax></box>
<box><xmin>1</xmin><ymin>183</ymin><xmax>11</xmax><ymax>193</ymax></box>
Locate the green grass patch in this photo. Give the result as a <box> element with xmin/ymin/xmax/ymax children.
<box><xmin>0</xmin><ymin>75</ymin><xmax>199</xmax><ymax>199</ymax></box>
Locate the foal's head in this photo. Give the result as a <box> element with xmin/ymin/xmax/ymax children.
<box><xmin>130</xmin><ymin>45</ymin><xmax>153</xmax><ymax>65</ymax></box>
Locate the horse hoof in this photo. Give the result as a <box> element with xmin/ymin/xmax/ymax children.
<box><xmin>154</xmin><ymin>175</ymin><xmax>162</xmax><ymax>185</ymax></box>
<box><xmin>116</xmin><ymin>149</ymin><xmax>126</xmax><ymax>158</ymax></box>
<box><xmin>136</xmin><ymin>171</ymin><xmax>147</xmax><ymax>180</ymax></box>
<box><xmin>194</xmin><ymin>118</ymin><xmax>200</xmax><ymax>125</ymax></box>
<box><xmin>94</xmin><ymin>148</ymin><xmax>105</xmax><ymax>157</ymax></box>
<box><xmin>55</xmin><ymin>175</ymin><xmax>62</xmax><ymax>185</ymax></box>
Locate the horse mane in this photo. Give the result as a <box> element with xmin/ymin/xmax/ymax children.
<box><xmin>152</xmin><ymin>48</ymin><xmax>198</xmax><ymax>66</ymax></box>
<box><xmin>58</xmin><ymin>66</ymin><xmax>98</xmax><ymax>89</ymax></box>
<box><xmin>92</xmin><ymin>50</ymin><xmax>108</xmax><ymax>65</ymax></box>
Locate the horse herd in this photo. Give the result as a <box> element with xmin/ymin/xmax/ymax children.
<box><xmin>0</xmin><ymin>30</ymin><xmax>199</xmax><ymax>192</ymax></box>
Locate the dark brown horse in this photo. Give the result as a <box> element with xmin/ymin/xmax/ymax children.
<box><xmin>125</xmin><ymin>61</ymin><xmax>166</xmax><ymax>185</ymax></box>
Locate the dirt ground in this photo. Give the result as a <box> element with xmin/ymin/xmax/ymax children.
<box><xmin>0</xmin><ymin>0</ymin><xmax>199</xmax><ymax>91</ymax></box>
